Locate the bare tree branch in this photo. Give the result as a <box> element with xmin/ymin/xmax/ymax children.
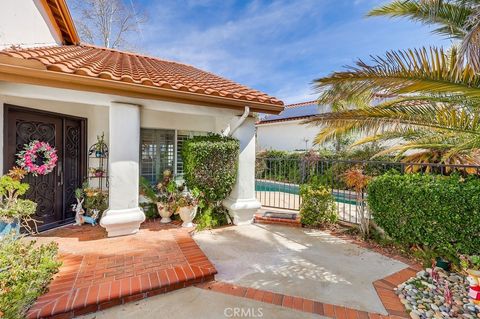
<box><xmin>69</xmin><ymin>0</ymin><xmax>146</xmax><ymax>50</ymax></box>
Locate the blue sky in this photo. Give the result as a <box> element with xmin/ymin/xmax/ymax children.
<box><xmin>73</xmin><ymin>0</ymin><xmax>452</xmax><ymax>104</ymax></box>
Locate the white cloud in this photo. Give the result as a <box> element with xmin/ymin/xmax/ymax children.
<box><xmin>134</xmin><ymin>0</ymin><xmax>449</xmax><ymax>103</ymax></box>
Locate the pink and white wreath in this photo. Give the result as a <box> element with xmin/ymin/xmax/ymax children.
<box><xmin>16</xmin><ymin>140</ymin><xmax>58</xmax><ymax>176</ymax></box>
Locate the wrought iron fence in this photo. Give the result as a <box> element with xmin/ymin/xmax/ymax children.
<box><xmin>255</xmin><ymin>156</ymin><xmax>480</xmax><ymax>224</ymax></box>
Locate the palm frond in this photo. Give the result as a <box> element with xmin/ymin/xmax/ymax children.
<box><xmin>314</xmin><ymin>47</ymin><xmax>480</xmax><ymax>101</ymax></box>
<box><xmin>305</xmin><ymin>102</ymin><xmax>480</xmax><ymax>139</ymax></box>
<box><xmin>368</xmin><ymin>0</ymin><xmax>471</xmax><ymax>38</ymax></box>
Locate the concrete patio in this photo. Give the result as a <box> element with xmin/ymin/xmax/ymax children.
<box><xmin>73</xmin><ymin>222</ymin><xmax>418</xmax><ymax>319</ymax></box>
<box><xmin>193</xmin><ymin>223</ymin><xmax>408</xmax><ymax>315</ymax></box>
<box><xmin>77</xmin><ymin>286</ymin><xmax>323</xmax><ymax>319</ymax></box>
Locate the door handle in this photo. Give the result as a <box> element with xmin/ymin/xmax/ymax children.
<box><xmin>58</xmin><ymin>162</ymin><xmax>64</xmax><ymax>186</ymax></box>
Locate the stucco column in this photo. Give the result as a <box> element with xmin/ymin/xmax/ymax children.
<box><xmin>223</xmin><ymin>117</ymin><xmax>261</xmax><ymax>224</ymax></box>
<box><xmin>100</xmin><ymin>102</ymin><xmax>145</xmax><ymax>237</ymax></box>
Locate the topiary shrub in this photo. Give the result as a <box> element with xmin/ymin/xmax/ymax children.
<box><xmin>299</xmin><ymin>180</ymin><xmax>338</xmax><ymax>227</ymax></box>
<box><xmin>367</xmin><ymin>172</ymin><xmax>480</xmax><ymax>257</ymax></box>
<box><xmin>182</xmin><ymin>134</ymin><xmax>239</xmax><ymax>229</ymax></box>
<box><xmin>0</xmin><ymin>235</ymin><xmax>61</xmax><ymax>319</ymax></box>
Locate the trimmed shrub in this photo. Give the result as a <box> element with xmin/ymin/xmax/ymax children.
<box><xmin>299</xmin><ymin>181</ymin><xmax>338</xmax><ymax>226</ymax></box>
<box><xmin>182</xmin><ymin>134</ymin><xmax>239</xmax><ymax>202</ymax></box>
<box><xmin>0</xmin><ymin>236</ymin><xmax>61</xmax><ymax>318</ymax></box>
<box><xmin>367</xmin><ymin>172</ymin><xmax>480</xmax><ymax>256</ymax></box>
<box><xmin>182</xmin><ymin>134</ymin><xmax>239</xmax><ymax>229</ymax></box>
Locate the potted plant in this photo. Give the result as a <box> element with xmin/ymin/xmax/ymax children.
<box><xmin>0</xmin><ymin>168</ymin><xmax>38</xmax><ymax>237</ymax></box>
<box><xmin>139</xmin><ymin>170</ymin><xmax>178</xmax><ymax>223</ymax></box>
<box><xmin>175</xmin><ymin>188</ymin><xmax>201</xmax><ymax>227</ymax></box>
<box><xmin>89</xmin><ymin>167</ymin><xmax>105</xmax><ymax>177</ymax></box>
<box><xmin>94</xmin><ymin>133</ymin><xmax>106</xmax><ymax>158</ymax></box>
<box><xmin>78</xmin><ymin>184</ymin><xmax>108</xmax><ymax>221</ymax></box>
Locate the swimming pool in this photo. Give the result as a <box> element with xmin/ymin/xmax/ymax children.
<box><xmin>255</xmin><ymin>180</ymin><xmax>357</xmax><ymax>206</ymax></box>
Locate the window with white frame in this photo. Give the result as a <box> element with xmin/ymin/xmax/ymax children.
<box><xmin>140</xmin><ymin>129</ymin><xmax>207</xmax><ymax>184</ymax></box>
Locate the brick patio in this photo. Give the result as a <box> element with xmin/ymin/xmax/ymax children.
<box><xmin>26</xmin><ymin>220</ymin><xmax>217</xmax><ymax>319</ymax></box>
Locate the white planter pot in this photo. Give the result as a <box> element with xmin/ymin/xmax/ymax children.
<box><xmin>157</xmin><ymin>202</ymin><xmax>173</xmax><ymax>223</ymax></box>
<box><xmin>177</xmin><ymin>206</ymin><xmax>198</xmax><ymax>228</ymax></box>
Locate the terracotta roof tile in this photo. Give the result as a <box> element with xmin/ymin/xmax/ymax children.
<box><xmin>0</xmin><ymin>44</ymin><xmax>283</xmax><ymax>107</ymax></box>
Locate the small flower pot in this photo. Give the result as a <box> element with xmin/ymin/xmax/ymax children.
<box><xmin>157</xmin><ymin>202</ymin><xmax>173</xmax><ymax>223</ymax></box>
<box><xmin>94</xmin><ymin>171</ymin><xmax>104</xmax><ymax>177</ymax></box>
<box><xmin>435</xmin><ymin>257</ymin><xmax>451</xmax><ymax>271</ymax></box>
<box><xmin>177</xmin><ymin>205</ymin><xmax>198</xmax><ymax>228</ymax></box>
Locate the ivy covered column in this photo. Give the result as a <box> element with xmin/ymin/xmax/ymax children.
<box><xmin>223</xmin><ymin>116</ymin><xmax>261</xmax><ymax>224</ymax></box>
<box><xmin>100</xmin><ymin>102</ymin><xmax>145</xmax><ymax>237</ymax></box>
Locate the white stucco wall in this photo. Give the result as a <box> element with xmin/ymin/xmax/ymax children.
<box><xmin>256</xmin><ymin>120</ymin><xmax>320</xmax><ymax>152</ymax></box>
<box><xmin>0</xmin><ymin>82</ymin><xmax>242</xmax><ymax>172</ymax></box>
<box><xmin>141</xmin><ymin>109</ymin><xmax>218</xmax><ymax>133</ymax></box>
<box><xmin>0</xmin><ymin>0</ymin><xmax>61</xmax><ymax>49</ymax></box>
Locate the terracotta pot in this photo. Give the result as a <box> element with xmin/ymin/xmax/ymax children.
<box><xmin>157</xmin><ymin>202</ymin><xmax>173</xmax><ymax>223</ymax></box>
<box><xmin>177</xmin><ymin>205</ymin><xmax>198</xmax><ymax>228</ymax></box>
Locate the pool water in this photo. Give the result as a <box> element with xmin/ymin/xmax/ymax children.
<box><xmin>255</xmin><ymin>180</ymin><xmax>357</xmax><ymax>206</ymax></box>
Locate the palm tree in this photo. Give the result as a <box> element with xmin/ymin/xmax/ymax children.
<box><xmin>368</xmin><ymin>0</ymin><xmax>480</xmax><ymax>71</ymax></box>
<box><xmin>306</xmin><ymin>47</ymin><xmax>480</xmax><ymax>165</ymax></box>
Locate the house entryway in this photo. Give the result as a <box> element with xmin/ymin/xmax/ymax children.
<box><xmin>3</xmin><ymin>105</ymin><xmax>87</xmax><ymax>231</ymax></box>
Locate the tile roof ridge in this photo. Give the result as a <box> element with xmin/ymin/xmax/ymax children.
<box><xmin>286</xmin><ymin>100</ymin><xmax>318</xmax><ymax>108</ymax></box>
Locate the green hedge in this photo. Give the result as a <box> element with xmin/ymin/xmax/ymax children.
<box><xmin>182</xmin><ymin>134</ymin><xmax>239</xmax><ymax>203</ymax></box>
<box><xmin>367</xmin><ymin>172</ymin><xmax>480</xmax><ymax>256</ymax></box>
<box><xmin>0</xmin><ymin>236</ymin><xmax>61</xmax><ymax>318</ymax></box>
<box><xmin>182</xmin><ymin>134</ymin><xmax>239</xmax><ymax>229</ymax></box>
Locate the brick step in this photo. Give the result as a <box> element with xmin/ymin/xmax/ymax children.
<box><xmin>28</xmin><ymin>266</ymin><xmax>215</xmax><ymax>319</ymax></box>
<box><xmin>26</xmin><ymin>223</ymin><xmax>217</xmax><ymax>319</ymax></box>
<box><xmin>254</xmin><ymin>213</ymin><xmax>301</xmax><ymax>227</ymax></box>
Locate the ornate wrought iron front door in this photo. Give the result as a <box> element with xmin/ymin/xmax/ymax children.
<box><xmin>4</xmin><ymin>106</ymin><xmax>86</xmax><ymax>231</ymax></box>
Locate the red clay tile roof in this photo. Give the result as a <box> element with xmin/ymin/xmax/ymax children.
<box><xmin>0</xmin><ymin>45</ymin><xmax>283</xmax><ymax>107</ymax></box>
<box><xmin>285</xmin><ymin>100</ymin><xmax>318</xmax><ymax>108</ymax></box>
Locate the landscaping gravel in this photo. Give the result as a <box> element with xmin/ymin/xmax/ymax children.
<box><xmin>396</xmin><ymin>268</ymin><xmax>480</xmax><ymax>319</ymax></box>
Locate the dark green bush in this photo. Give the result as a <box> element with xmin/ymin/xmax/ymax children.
<box><xmin>367</xmin><ymin>172</ymin><xmax>480</xmax><ymax>257</ymax></box>
<box><xmin>299</xmin><ymin>180</ymin><xmax>338</xmax><ymax>226</ymax></box>
<box><xmin>182</xmin><ymin>134</ymin><xmax>239</xmax><ymax>203</ymax></box>
<box><xmin>182</xmin><ymin>134</ymin><xmax>239</xmax><ymax>229</ymax></box>
<box><xmin>0</xmin><ymin>236</ymin><xmax>61</xmax><ymax>318</ymax></box>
